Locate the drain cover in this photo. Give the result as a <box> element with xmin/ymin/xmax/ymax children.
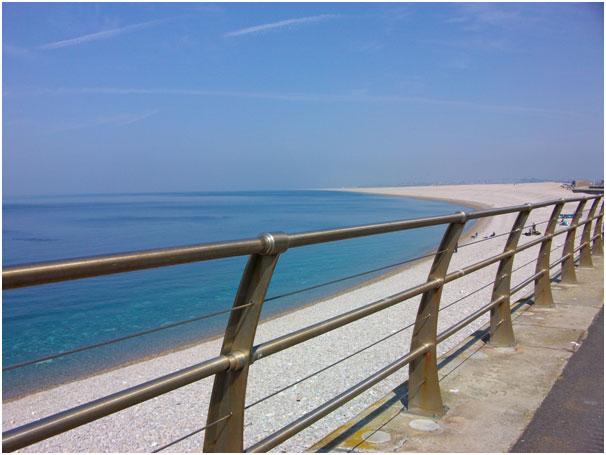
<box><xmin>409</xmin><ymin>419</ymin><xmax>440</xmax><ymax>432</ymax></box>
<box><xmin>361</xmin><ymin>430</ymin><xmax>391</xmax><ymax>444</ymax></box>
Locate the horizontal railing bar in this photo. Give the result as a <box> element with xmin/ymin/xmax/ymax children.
<box><xmin>511</xmin><ymin>257</ymin><xmax>538</xmax><ymax>273</ymax></box>
<box><xmin>505</xmin><ymin>214</ymin><xmax>597</xmax><ymax>257</ymax></box>
<box><xmin>246</xmin><ymin>320</ymin><xmax>416</xmax><ymax>410</ymax></box>
<box><xmin>444</xmin><ymin>251</ymin><xmax>511</xmax><ymax>284</ymax></box>
<box><xmin>264</xmin><ymin>249</ymin><xmax>444</xmax><ymax>303</ymax></box>
<box><xmin>2</xmin><ymin>356</ymin><xmax>230</xmax><ymax>452</ymax></box>
<box><xmin>286</xmin><ymin>212</ymin><xmax>467</xmax><ymax>247</ymax></box>
<box><xmin>573</xmin><ymin>241</ymin><xmax>589</xmax><ymax>254</ymax></box>
<box><xmin>443</xmin><ymin>225</ymin><xmax>562</xmax><ymax>285</ymax></box>
<box><xmin>4</xmin><ymin>196</ymin><xmax>599</xmax><ymax>290</ymax></box>
<box><xmin>436</xmin><ymin>296</ymin><xmax>505</xmax><ymax>343</ymax></box>
<box><xmin>252</xmin><ymin>279</ymin><xmax>440</xmax><ymax>362</ymax></box>
<box><xmin>510</xmin><ymin>270</ymin><xmax>545</xmax><ymax>296</ymax></box>
<box><xmin>551</xmin><ymin>243</ymin><xmax>565</xmax><ymax>252</ymax></box>
<box><xmin>459</xmin><ymin>218</ymin><xmax>550</xmax><ymax>249</ymax></box>
<box><xmin>549</xmin><ymin>253</ymin><xmax>572</xmax><ymax>269</ymax></box>
<box><xmin>457</xmin><ymin>229</ymin><xmax>514</xmax><ymax>249</ymax></box>
<box><xmin>529</xmin><ymin>219</ymin><xmax>552</xmax><ymax>227</ymax></box>
<box><xmin>439</xmin><ymin>278</ymin><xmax>497</xmax><ymax>313</ymax></box>
<box><xmin>515</xmin><ymin>235</ymin><xmax>548</xmax><ymax>253</ymax></box>
<box><xmin>465</xmin><ymin>197</ymin><xmax>597</xmax><ymax>221</ymax></box>
<box><xmin>246</xmin><ymin>344</ymin><xmax>430</xmax><ymax>453</ymax></box>
<box><xmin>3</xmin><ymin>238</ymin><xmax>264</xmax><ymax>290</ymax></box>
<box><xmin>465</xmin><ymin>203</ymin><xmax>533</xmax><ymax>220</ymax></box>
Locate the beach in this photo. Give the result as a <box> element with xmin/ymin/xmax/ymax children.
<box><xmin>3</xmin><ymin>182</ymin><xmax>584</xmax><ymax>453</ymax></box>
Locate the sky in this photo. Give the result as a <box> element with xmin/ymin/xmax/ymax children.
<box><xmin>3</xmin><ymin>2</ymin><xmax>604</xmax><ymax>196</ymax></box>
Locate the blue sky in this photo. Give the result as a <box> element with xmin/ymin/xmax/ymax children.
<box><xmin>3</xmin><ymin>2</ymin><xmax>604</xmax><ymax>196</ymax></box>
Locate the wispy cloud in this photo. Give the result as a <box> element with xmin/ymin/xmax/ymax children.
<box><xmin>6</xmin><ymin>87</ymin><xmax>582</xmax><ymax>118</ymax></box>
<box><xmin>47</xmin><ymin>110</ymin><xmax>158</xmax><ymax>133</ymax></box>
<box><xmin>3</xmin><ymin>44</ymin><xmax>33</xmax><ymax>57</ymax></box>
<box><xmin>37</xmin><ymin>19</ymin><xmax>168</xmax><ymax>50</ymax></box>
<box><xmin>223</xmin><ymin>14</ymin><xmax>338</xmax><ymax>38</ymax></box>
<box><xmin>425</xmin><ymin>37</ymin><xmax>512</xmax><ymax>53</ymax></box>
<box><xmin>446</xmin><ymin>4</ymin><xmax>524</xmax><ymax>32</ymax></box>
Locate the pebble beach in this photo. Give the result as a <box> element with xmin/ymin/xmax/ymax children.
<box><xmin>3</xmin><ymin>182</ymin><xmax>586</xmax><ymax>453</ymax></box>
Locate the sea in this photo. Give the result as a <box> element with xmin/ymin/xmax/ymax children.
<box><xmin>2</xmin><ymin>190</ymin><xmax>468</xmax><ymax>399</ymax></box>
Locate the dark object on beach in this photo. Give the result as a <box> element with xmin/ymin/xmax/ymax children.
<box><xmin>524</xmin><ymin>228</ymin><xmax>542</xmax><ymax>236</ymax></box>
<box><xmin>524</xmin><ymin>224</ymin><xmax>541</xmax><ymax>236</ymax></box>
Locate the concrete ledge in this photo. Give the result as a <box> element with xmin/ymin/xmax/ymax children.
<box><xmin>310</xmin><ymin>260</ymin><xmax>603</xmax><ymax>453</ymax></box>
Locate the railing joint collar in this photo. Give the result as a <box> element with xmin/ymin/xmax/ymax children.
<box><xmin>258</xmin><ymin>232</ymin><xmax>290</xmax><ymax>255</ymax></box>
<box><xmin>226</xmin><ymin>351</ymin><xmax>249</xmax><ymax>371</ymax></box>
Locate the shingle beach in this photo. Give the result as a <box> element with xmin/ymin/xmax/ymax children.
<box><xmin>3</xmin><ymin>182</ymin><xmax>584</xmax><ymax>452</ymax></box>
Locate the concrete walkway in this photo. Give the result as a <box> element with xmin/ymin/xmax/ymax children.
<box><xmin>310</xmin><ymin>260</ymin><xmax>604</xmax><ymax>453</ymax></box>
<box><xmin>511</xmin><ymin>307</ymin><xmax>603</xmax><ymax>453</ymax></box>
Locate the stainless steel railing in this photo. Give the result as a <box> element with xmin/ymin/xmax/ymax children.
<box><xmin>2</xmin><ymin>194</ymin><xmax>603</xmax><ymax>452</ymax></box>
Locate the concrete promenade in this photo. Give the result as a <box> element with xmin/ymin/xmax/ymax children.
<box><xmin>310</xmin><ymin>260</ymin><xmax>604</xmax><ymax>452</ymax></box>
<box><xmin>512</xmin><ymin>307</ymin><xmax>603</xmax><ymax>452</ymax></box>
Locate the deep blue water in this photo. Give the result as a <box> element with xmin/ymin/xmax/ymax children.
<box><xmin>3</xmin><ymin>191</ymin><xmax>467</xmax><ymax>398</ymax></box>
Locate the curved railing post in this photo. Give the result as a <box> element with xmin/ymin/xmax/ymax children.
<box><xmin>580</xmin><ymin>197</ymin><xmax>601</xmax><ymax>267</ymax></box>
<box><xmin>407</xmin><ymin>212</ymin><xmax>466</xmax><ymax>416</ymax></box>
<box><xmin>561</xmin><ymin>200</ymin><xmax>587</xmax><ymax>284</ymax></box>
<box><xmin>534</xmin><ymin>201</ymin><xmax>564</xmax><ymax>307</ymax></box>
<box><xmin>591</xmin><ymin>201</ymin><xmax>604</xmax><ymax>256</ymax></box>
<box><xmin>489</xmin><ymin>206</ymin><xmax>530</xmax><ymax>346</ymax></box>
<box><xmin>203</xmin><ymin>232</ymin><xmax>289</xmax><ymax>452</ymax></box>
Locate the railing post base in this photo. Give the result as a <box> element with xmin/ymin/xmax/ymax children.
<box><xmin>534</xmin><ymin>202</ymin><xmax>564</xmax><ymax>307</ymax></box>
<box><xmin>579</xmin><ymin>198</ymin><xmax>601</xmax><ymax>268</ymax></box>
<box><xmin>534</xmin><ymin>270</ymin><xmax>555</xmax><ymax>307</ymax></box>
<box><xmin>408</xmin><ymin>215</ymin><xmax>466</xmax><ymax>417</ymax></box>
<box><xmin>488</xmin><ymin>207</ymin><xmax>530</xmax><ymax>347</ymax></box>
<box><xmin>488</xmin><ymin>300</ymin><xmax>516</xmax><ymax>347</ymax></box>
<box><xmin>560</xmin><ymin>200</ymin><xmax>587</xmax><ymax>285</ymax></box>
<box><xmin>407</xmin><ymin>345</ymin><xmax>445</xmax><ymax>417</ymax></box>
<box><xmin>579</xmin><ymin>247</ymin><xmax>594</xmax><ymax>269</ymax></box>
<box><xmin>560</xmin><ymin>270</ymin><xmax>578</xmax><ymax>285</ymax></box>
<box><xmin>591</xmin><ymin>201</ymin><xmax>604</xmax><ymax>257</ymax></box>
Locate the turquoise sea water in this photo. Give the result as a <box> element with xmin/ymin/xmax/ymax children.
<box><xmin>3</xmin><ymin>191</ymin><xmax>467</xmax><ymax>399</ymax></box>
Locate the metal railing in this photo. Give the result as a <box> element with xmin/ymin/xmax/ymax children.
<box><xmin>2</xmin><ymin>194</ymin><xmax>604</xmax><ymax>452</ymax></box>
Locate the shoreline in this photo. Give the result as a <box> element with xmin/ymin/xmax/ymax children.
<box><xmin>4</xmin><ymin>193</ymin><xmax>489</xmax><ymax>402</ymax></box>
<box><xmin>3</xmin><ymin>182</ymin><xmax>574</xmax><ymax>453</ymax></box>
